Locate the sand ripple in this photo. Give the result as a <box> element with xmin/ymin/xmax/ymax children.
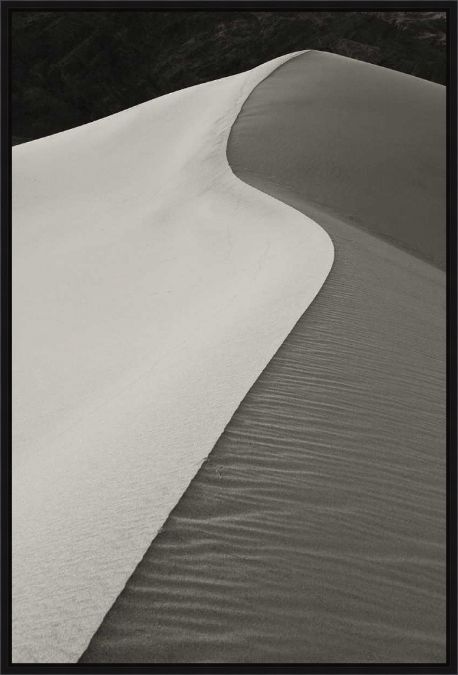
<box><xmin>82</xmin><ymin>211</ymin><xmax>445</xmax><ymax>663</ymax></box>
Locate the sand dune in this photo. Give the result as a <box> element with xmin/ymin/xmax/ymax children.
<box><xmin>81</xmin><ymin>52</ymin><xmax>446</xmax><ymax>663</ymax></box>
<box><xmin>12</xmin><ymin>52</ymin><xmax>334</xmax><ymax>663</ymax></box>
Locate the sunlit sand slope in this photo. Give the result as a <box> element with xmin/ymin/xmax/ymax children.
<box><xmin>12</xmin><ymin>52</ymin><xmax>334</xmax><ymax>663</ymax></box>
<box><xmin>81</xmin><ymin>52</ymin><xmax>445</xmax><ymax>663</ymax></box>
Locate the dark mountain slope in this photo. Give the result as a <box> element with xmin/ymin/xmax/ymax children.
<box><xmin>12</xmin><ymin>10</ymin><xmax>446</xmax><ymax>143</ymax></box>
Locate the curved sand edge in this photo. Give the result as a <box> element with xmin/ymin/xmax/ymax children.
<box><xmin>81</xmin><ymin>52</ymin><xmax>445</xmax><ymax>663</ymax></box>
<box><xmin>229</xmin><ymin>50</ymin><xmax>445</xmax><ymax>268</ymax></box>
<box><xmin>13</xmin><ymin>53</ymin><xmax>334</xmax><ymax>662</ymax></box>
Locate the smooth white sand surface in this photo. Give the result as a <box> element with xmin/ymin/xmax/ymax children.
<box><xmin>12</xmin><ymin>53</ymin><xmax>333</xmax><ymax>663</ymax></box>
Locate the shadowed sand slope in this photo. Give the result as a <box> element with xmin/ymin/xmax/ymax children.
<box><xmin>229</xmin><ymin>50</ymin><xmax>446</xmax><ymax>268</ymax></box>
<box><xmin>82</xmin><ymin>52</ymin><xmax>446</xmax><ymax>663</ymax></box>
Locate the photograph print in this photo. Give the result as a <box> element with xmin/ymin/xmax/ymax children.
<box><xmin>2</xmin><ymin>1</ymin><xmax>456</xmax><ymax>670</ymax></box>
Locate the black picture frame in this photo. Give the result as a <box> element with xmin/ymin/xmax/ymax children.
<box><xmin>1</xmin><ymin>2</ymin><xmax>456</xmax><ymax>673</ymax></box>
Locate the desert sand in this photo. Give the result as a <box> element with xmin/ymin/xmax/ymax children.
<box><xmin>12</xmin><ymin>52</ymin><xmax>334</xmax><ymax>663</ymax></box>
<box><xmin>81</xmin><ymin>52</ymin><xmax>446</xmax><ymax>663</ymax></box>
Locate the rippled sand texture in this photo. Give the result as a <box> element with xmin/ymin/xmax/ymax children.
<box><xmin>81</xmin><ymin>52</ymin><xmax>446</xmax><ymax>663</ymax></box>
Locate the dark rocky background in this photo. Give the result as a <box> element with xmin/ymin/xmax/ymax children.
<box><xmin>11</xmin><ymin>10</ymin><xmax>446</xmax><ymax>144</ymax></box>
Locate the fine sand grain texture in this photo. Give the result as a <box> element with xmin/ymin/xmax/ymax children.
<box><xmin>12</xmin><ymin>52</ymin><xmax>334</xmax><ymax>663</ymax></box>
<box><xmin>81</xmin><ymin>52</ymin><xmax>446</xmax><ymax>663</ymax></box>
